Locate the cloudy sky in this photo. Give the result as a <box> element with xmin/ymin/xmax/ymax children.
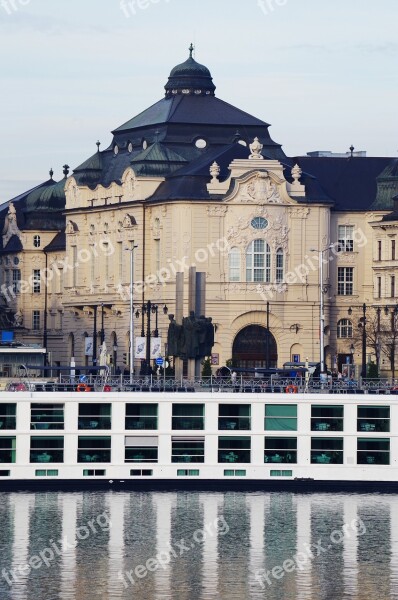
<box><xmin>0</xmin><ymin>0</ymin><xmax>397</xmax><ymax>201</ymax></box>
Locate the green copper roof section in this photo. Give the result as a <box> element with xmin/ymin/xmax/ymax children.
<box><xmin>371</xmin><ymin>159</ymin><xmax>398</xmax><ymax>210</ymax></box>
<box><xmin>130</xmin><ymin>141</ymin><xmax>187</xmax><ymax>177</ymax></box>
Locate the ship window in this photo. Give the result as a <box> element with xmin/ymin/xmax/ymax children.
<box><xmin>357</xmin><ymin>406</ymin><xmax>390</xmax><ymax>432</ymax></box>
<box><xmin>35</xmin><ymin>469</ymin><xmax>59</xmax><ymax>477</ymax></box>
<box><xmin>30</xmin><ymin>436</ymin><xmax>64</xmax><ymax>463</ymax></box>
<box><xmin>311</xmin><ymin>406</ymin><xmax>344</xmax><ymax>432</ymax></box>
<box><xmin>177</xmin><ymin>469</ymin><xmax>200</xmax><ymax>476</ymax></box>
<box><xmin>130</xmin><ymin>469</ymin><xmax>153</xmax><ymax>476</ymax></box>
<box><xmin>0</xmin><ymin>437</ymin><xmax>16</xmax><ymax>463</ymax></box>
<box><xmin>83</xmin><ymin>469</ymin><xmax>106</xmax><ymax>476</ymax></box>
<box><xmin>78</xmin><ymin>404</ymin><xmax>111</xmax><ymax>430</ymax></box>
<box><xmin>125</xmin><ymin>436</ymin><xmax>158</xmax><ymax>463</ymax></box>
<box><xmin>311</xmin><ymin>437</ymin><xmax>343</xmax><ymax>464</ymax></box>
<box><xmin>218</xmin><ymin>436</ymin><xmax>251</xmax><ymax>463</ymax></box>
<box><xmin>357</xmin><ymin>438</ymin><xmax>390</xmax><ymax>465</ymax></box>
<box><xmin>125</xmin><ymin>404</ymin><xmax>158</xmax><ymax>430</ymax></box>
<box><xmin>31</xmin><ymin>404</ymin><xmax>64</xmax><ymax>430</ymax></box>
<box><xmin>0</xmin><ymin>404</ymin><xmax>16</xmax><ymax>430</ymax></box>
<box><xmin>172</xmin><ymin>437</ymin><xmax>205</xmax><ymax>463</ymax></box>
<box><xmin>172</xmin><ymin>404</ymin><xmax>204</xmax><ymax>430</ymax></box>
<box><xmin>78</xmin><ymin>437</ymin><xmax>111</xmax><ymax>463</ymax></box>
<box><xmin>218</xmin><ymin>404</ymin><xmax>251</xmax><ymax>431</ymax></box>
<box><xmin>264</xmin><ymin>437</ymin><xmax>297</xmax><ymax>463</ymax></box>
<box><xmin>223</xmin><ymin>469</ymin><xmax>246</xmax><ymax>476</ymax></box>
<box><xmin>0</xmin><ymin>470</ymin><xmax>10</xmax><ymax>476</ymax></box>
<box><xmin>265</xmin><ymin>405</ymin><xmax>297</xmax><ymax>431</ymax></box>
<box><xmin>270</xmin><ymin>470</ymin><xmax>293</xmax><ymax>477</ymax></box>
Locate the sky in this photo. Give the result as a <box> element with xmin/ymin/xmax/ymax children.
<box><xmin>0</xmin><ymin>0</ymin><xmax>397</xmax><ymax>201</ymax></box>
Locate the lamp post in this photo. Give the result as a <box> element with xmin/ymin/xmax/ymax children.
<box><xmin>126</xmin><ymin>245</ymin><xmax>138</xmax><ymax>383</ymax></box>
<box><xmin>136</xmin><ymin>301</ymin><xmax>168</xmax><ymax>375</ymax></box>
<box><xmin>310</xmin><ymin>245</ymin><xmax>333</xmax><ymax>376</ymax></box>
<box><xmin>100</xmin><ymin>303</ymin><xmax>105</xmax><ymax>345</ymax></box>
<box><xmin>348</xmin><ymin>303</ymin><xmax>367</xmax><ymax>379</ymax></box>
<box><xmin>383</xmin><ymin>304</ymin><xmax>398</xmax><ymax>379</ymax></box>
<box><xmin>266</xmin><ymin>301</ymin><xmax>270</xmax><ymax>369</ymax></box>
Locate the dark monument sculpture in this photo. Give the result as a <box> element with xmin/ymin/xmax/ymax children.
<box><xmin>167</xmin><ymin>311</ymin><xmax>215</xmax><ymax>359</ymax></box>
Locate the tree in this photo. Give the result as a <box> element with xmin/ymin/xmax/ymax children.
<box><xmin>201</xmin><ymin>357</ymin><xmax>212</xmax><ymax>377</ymax></box>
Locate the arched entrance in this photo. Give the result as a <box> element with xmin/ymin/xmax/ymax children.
<box><xmin>232</xmin><ymin>325</ymin><xmax>277</xmax><ymax>368</ymax></box>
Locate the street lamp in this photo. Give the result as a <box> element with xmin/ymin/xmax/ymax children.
<box><xmin>310</xmin><ymin>245</ymin><xmax>333</xmax><ymax>377</ymax></box>
<box><xmin>135</xmin><ymin>301</ymin><xmax>168</xmax><ymax>375</ymax></box>
<box><xmin>126</xmin><ymin>244</ymin><xmax>138</xmax><ymax>382</ymax></box>
<box><xmin>348</xmin><ymin>303</ymin><xmax>367</xmax><ymax>378</ymax></box>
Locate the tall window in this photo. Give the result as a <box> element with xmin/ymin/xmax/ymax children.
<box><xmin>377</xmin><ymin>276</ymin><xmax>382</xmax><ymax>299</ymax></box>
<box><xmin>392</xmin><ymin>240</ymin><xmax>396</xmax><ymax>261</ymax></box>
<box><xmin>276</xmin><ymin>248</ymin><xmax>284</xmax><ymax>283</ymax></box>
<box><xmin>229</xmin><ymin>247</ymin><xmax>241</xmax><ymax>282</ymax></box>
<box><xmin>337</xmin><ymin>267</ymin><xmax>353</xmax><ymax>295</ymax></box>
<box><xmin>337</xmin><ymin>319</ymin><xmax>353</xmax><ymax>338</ymax></box>
<box><xmin>391</xmin><ymin>276</ymin><xmax>395</xmax><ymax>298</ymax></box>
<box><xmin>32</xmin><ymin>310</ymin><xmax>40</xmax><ymax>331</ymax></box>
<box><xmin>33</xmin><ymin>269</ymin><xmax>41</xmax><ymax>293</ymax></box>
<box><xmin>338</xmin><ymin>226</ymin><xmax>354</xmax><ymax>252</ymax></box>
<box><xmin>103</xmin><ymin>243</ymin><xmax>109</xmax><ymax>284</ymax></box>
<box><xmin>72</xmin><ymin>246</ymin><xmax>78</xmax><ymax>287</ymax></box>
<box><xmin>33</xmin><ymin>235</ymin><xmax>41</xmax><ymax>248</ymax></box>
<box><xmin>246</xmin><ymin>240</ymin><xmax>271</xmax><ymax>283</ymax></box>
<box><xmin>118</xmin><ymin>242</ymin><xmax>123</xmax><ymax>284</ymax></box>
<box><xmin>154</xmin><ymin>239</ymin><xmax>160</xmax><ymax>276</ymax></box>
<box><xmin>378</xmin><ymin>240</ymin><xmax>382</xmax><ymax>261</ymax></box>
<box><xmin>12</xmin><ymin>269</ymin><xmax>21</xmax><ymax>294</ymax></box>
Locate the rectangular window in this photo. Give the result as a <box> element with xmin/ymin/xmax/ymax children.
<box><xmin>154</xmin><ymin>239</ymin><xmax>161</xmax><ymax>277</ymax></box>
<box><xmin>78</xmin><ymin>404</ymin><xmax>111</xmax><ymax>430</ymax></box>
<box><xmin>172</xmin><ymin>437</ymin><xmax>205</xmax><ymax>463</ymax></box>
<box><xmin>177</xmin><ymin>469</ymin><xmax>200</xmax><ymax>476</ymax></box>
<box><xmin>357</xmin><ymin>438</ymin><xmax>390</xmax><ymax>465</ymax></box>
<box><xmin>172</xmin><ymin>404</ymin><xmax>204</xmax><ymax>430</ymax></box>
<box><xmin>32</xmin><ymin>310</ymin><xmax>41</xmax><ymax>331</ymax></box>
<box><xmin>83</xmin><ymin>469</ymin><xmax>106</xmax><ymax>476</ymax></box>
<box><xmin>0</xmin><ymin>470</ymin><xmax>10</xmax><ymax>476</ymax></box>
<box><xmin>218</xmin><ymin>436</ymin><xmax>251</xmax><ymax>463</ymax></box>
<box><xmin>78</xmin><ymin>436</ymin><xmax>111</xmax><ymax>463</ymax></box>
<box><xmin>337</xmin><ymin>267</ymin><xmax>353</xmax><ymax>296</ymax></box>
<box><xmin>378</xmin><ymin>240</ymin><xmax>382</xmax><ymax>261</ymax></box>
<box><xmin>125</xmin><ymin>436</ymin><xmax>158</xmax><ymax>463</ymax></box>
<box><xmin>72</xmin><ymin>246</ymin><xmax>78</xmax><ymax>287</ymax></box>
<box><xmin>35</xmin><ymin>469</ymin><xmax>58</xmax><ymax>477</ymax></box>
<box><xmin>265</xmin><ymin>405</ymin><xmax>297</xmax><ymax>431</ymax></box>
<box><xmin>31</xmin><ymin>404</ymin><xmax>64</xmax><ymax>430</ymax></box>
<box><xmin>311</xmin><ymin>437</ymin><xmax>343</xmax><ymax>464</ymax></box>
<box><xmin>103</xmin><ymin>243</ymin><xmax>109</xmax><ymax>284</ymax></box>
<box><xmin>30</xmin><ymin>436</ymin><xmax>64</xmax><ymax>463</ymax></box>
<box><xmin>12</xmin><ymin>269</ymin><xmax>21</xmax><ymax>294</ymax></box>
<box><xmin>229</xmin><ymin>248</ymin><xmax>241</xmax><ymax>282</ymax></box>
<box><xmin>223</xmin><ymin>469</ymin><xmax>246</xmax><ymax>476</ymax></box>
<box><xmin>338</xmin><ymin>225</ymin><xmax>354</xmax><ymax>252</ymax></box>
<box><xmin>130</xmin><ymin>469</ymin><xmax>153</xmax><ymax>476</ymax></box>
<box><xmin>33</xmin><ymin>269</ymin><xmax>41</xmax><ymax>293</ymax></box>
<box><xmin>311</xmin><ymin>405</ymin><xmax>344</xmax><ymax>432</ymax></box>
<box><xmin>90</xmin><ymin>245</ymin><xmax>95</xmax><ymax>286</ymax></box>
<box><xmin>264</xmin><ymin>437</ymin><xmax>297</xmax><ymax>463</ymax></box>
<box><xmin>118</xmin><ymin>241</ymin><xmax>123</xmax><ymax>284</ymax></box>
<box><xmin>126</xmin><ymin>404</ymin><xmax>158</xmax><ymax>430</ymax></box>
<box><xmin>377</xmin><ymin>276</ymin><xmax>382</xmax><ymax>299</ymax></box>
<box><xmin>0</xmin><ymin>404</ymin><xmax>16</xmax><ymax>430</ymax></box>
<box><xmin>218</xmin><ymin>404</ymin><xmax>251</xmax><ymax>431</ymax></box>
<box><xmin>391</xmin><ymin>276</ymin><xmax>395</xmax><ymax>298</ymax></box>
<box><xmin>276</xmin><ymin>251</ymin><xmax>284</xmax><ymax>283</ymax></box>
<box><xmin>270</xmin><ymin>470</ymin><xmax>293</xmax><ymax>477</ymax></box>
<box><xmin>357</xmin><ymin>406</ymin><xmax>390</xmax><ymax>433</ymax></box>
<box><xmin>392</xmin><ymin>240</ymin><xmax>396</xmax><ymax>261</ymax></box>
<box><xmin>0</xmin><ymin>437</ymin><xmax>16</xmax><ymax>463</ymax></box>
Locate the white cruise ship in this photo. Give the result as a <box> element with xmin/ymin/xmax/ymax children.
<box><xmin>0</xmin><ymin>389</ymin><xmax>397</xmax><ymax>491</ymax></box>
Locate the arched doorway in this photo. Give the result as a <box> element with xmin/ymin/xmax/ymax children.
<box><xmin>232</xmin><ymin>325</ymin><xmax>277</xmax><ymax>368</ymax></box>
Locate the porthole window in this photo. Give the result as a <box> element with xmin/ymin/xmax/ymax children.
<box><xmin>13</xmin><ymin>257</ymin><xmax>19</xmax><ymax>266</ymax></box>
<box><xmin>251</xmin><ymin>217</ymin><xmax>268</xmax><ymax>230</ymax></box>
<box><xmin>114</xmin><ymin>145</ymin><xmax>119</xmax><ymax>155</ymax></box>
<box><xmin>195</xmin><ymin>138</ymin><xmax>207</xmax><ymax>149</ymax></box>
<box><xmin>238</xmin><ymin>140</ymin><xmax>247</xmax><ymax>147</ymax></box>
<box><xmin>33</xmin><ymin>235</ymin><xmax>41</xmax><ymax>248</ymax></box>
<box><xmin>128</xmin><ymin>142</ymin><xmax>133</xmax><ymax>153</ymax></box>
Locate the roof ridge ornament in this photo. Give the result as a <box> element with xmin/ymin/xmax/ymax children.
<box><xmin>63</xmin><ymin>164</ymin><xmax>70</xmax><ymax>178</ymax></box>
<box><xmin>249</xmin><ymin>137</ymin><xmax>264</xmax><ymax>160</ymax></box>
<box><xmin>49</xmin><ymin>168</ymin><xmax>54</xmax><ymax>180</ymax></box>
<box><xmin>209</xmin><ymin>161</ymin><xmax>220</xmax><ymax>183</ymax></box>
<box><xmin>189</xmin><ymin>43</ymin><xmax>194</xmax><ymax>59</ymax></box>
<box><xmin>291</xmin><ymin>164</ymin><xmax>302</xmax><ymax>184</ymax></box>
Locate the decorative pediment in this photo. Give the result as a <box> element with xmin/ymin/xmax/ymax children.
<box><xmin>66</xmin><ymin>220</ymin><xmax>78</xmax><ymax>234</ymax></box>
<box><xmin>2</xmin><ymin>202</ymin><xmax>21</xmax><ymax>247</ymax></box>
<box><xmin>225</xmin><ymin>170</ymin><xmax>295</xmax><ymax>206</ymax></box>
<box><xmin>122</xmin><ymin>214</ymin><xmax>137</xmax><ymax>229</ymax></box>
<box><xmin>226</xmin><ymin>206</ymin><xmax>290</xmax><ymax>252</ymax></box>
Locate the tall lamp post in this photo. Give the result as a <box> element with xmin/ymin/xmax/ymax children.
<box><xmin>126</xmin><ymin>245</ymin><xmax>138</xmax><ymax>383</ymax></box>
<box><xmin>136</xmin><ymin>301</ymin><xmax>168</xmax><ymax>375</ymax></box>
<box><xmin>310</xmin><ymin>245</ymin><xmax>333</xmax><ymax>376</ymax></box>
<box><xmin>348</xmin><ymin>303</ymin><xmax>367</xmax><ymax>379</ymax></box>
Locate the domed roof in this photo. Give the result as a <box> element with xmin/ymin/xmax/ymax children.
<box><xmin>25</xmin><ymin>167</ymin><xmax>68</xmax><ymax>213</ymax></box>
<box><xmin>165</xmin><ymin>45</ymin><xmax>216</xmax><ymax>97</ymax></box>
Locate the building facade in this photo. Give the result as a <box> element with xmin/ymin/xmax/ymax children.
<box><xmin>1</xmin><ymin>49</ymin><xmax>398</xmax><ymax>375</ymax></box>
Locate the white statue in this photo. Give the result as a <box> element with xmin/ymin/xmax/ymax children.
<box><xmin>249</xmin><ymin>137</ymin><xmax>264</xmax><ymax>160</ymax></box>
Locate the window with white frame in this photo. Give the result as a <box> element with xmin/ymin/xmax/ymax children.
<box><xmin>229</xmin><ymin>247</ymin><xmax>241</xmax><ymax>281</ymax></box>
<box><xmin>12</xmin><ymin>269</ymin><xmax>21</xmax><ymax>294</ymax></box>
<box><xmin>338</xmin><ymin>226</ymin><xmax>354</xmax><ymax>252</ymax></box>
<box><xmin>337</xmin><ymin>319</ymin><xmax>353</xmax><ymax>338</ymax></box>
<box><xmin>337</xmin><ymin>267</ymin><xmax>353</xmax><ymax>295</ymax></box>
<box><xmin>32</xmin><ymin>310</ymin><xmax>40</xmax><ymax>330</ymax></box>
<box><xmin>33</xmin><ymin>269</ymin><xmax>41</xmax><ymax>294</ymax></box>
<box><xmin>246</xmin><ymin>240</ymin><xmax>271</xmax><ymax>283</ymax></box>
<box><xmin>276</xmin><ymin>248</ymin><xmax>284</xmax><ymax>283</ymax></box>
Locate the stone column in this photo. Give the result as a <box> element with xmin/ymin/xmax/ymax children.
<box><xmin>174</xmin><ymin>272</ymin><xmax>184</xmax><ymax>379</ymax></box>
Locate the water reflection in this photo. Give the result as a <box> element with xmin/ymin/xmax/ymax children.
<box><xmin>0</xmin><ymin>491</ymin><xmax>396</xmax><ymax>599</ymax></box>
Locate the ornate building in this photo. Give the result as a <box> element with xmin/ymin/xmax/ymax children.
<box><xmin>1</xmin><ymin>48</ymin><xmax>398</xmax><ymax>375</ymax></box>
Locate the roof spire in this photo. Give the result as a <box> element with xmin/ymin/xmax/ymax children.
<box><xmin>350</xmin><ymin>145</ymin><xmax>355</xmax><ymax>157</ymax></box>
<box><xmin>96</xmin><ymin>140</ymin><xmax>101</xmax><ymax>152</ymax></box>
<box><xmin>63</xmin><ymin>164</ymin><xmax>70</xmax><ymax>178</ymax></box>
<box><xmin>49</xmin><ymin>168</ymin><xmax>54</xmax><ymax>180</ymax></box>
<box><xmin>189</xmin><ymin>43</ymin><xmax>194</xmax><ymax>59</ymax></box>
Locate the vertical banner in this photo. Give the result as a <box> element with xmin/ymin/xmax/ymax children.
<box><xmin>85</xmin><ymin>337</ymin><xmax>93</xmax><ymax>357</ymax></box>
<box><xmin>150</xmin><ymin>338</ymin><xmax>162</xmax><ymax>359</ymax></box>
<box><xmin>135</xmin><ymin>337</ymin><xmax>146</xmax><ymax>359</ymax></box>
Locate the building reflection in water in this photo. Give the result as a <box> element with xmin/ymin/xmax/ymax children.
<box><xmin>0</xmin><ymin>491</ymin><xmax>396</xmax><ymax>600</ymax></box>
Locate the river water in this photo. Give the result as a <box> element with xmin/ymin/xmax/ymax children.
<box><xmin>0</xmin><ymin>491</ymin><xmax>396</xmax><ymax>600</ymax></box>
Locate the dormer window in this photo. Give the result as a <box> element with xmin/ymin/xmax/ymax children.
<box><xmin>143</xmin><ymin>140</ymin><xmax>148</xmax><ymax>150</ymax></box>
<box><xmin>128</xmin><ymin>142</ymin><xmax>133</xmax><ymax>153</ymax></box>
<box><xmin>195</xmin><ymin>138</ymin><xmax>207</xmax><ymax>149</ymax></box>
<box><xmin>113</xmin><ymin>145</ymin><xmax>119</xmax><ymax>155</ymax></box>
<box><xmin>33</xmin><ymin>235</ymin><xmax>41</xmax><ymax>248</ymax></box>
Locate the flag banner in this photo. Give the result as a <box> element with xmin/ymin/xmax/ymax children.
<box><xmin>150</xmin><ymin>338</ymin><xmax>162</xmax><ymax>359</ymax></box>
<box><xmin>135</xmin><ymin>337</ymin><xmax>146</xmax><ymax>359</ymax></box>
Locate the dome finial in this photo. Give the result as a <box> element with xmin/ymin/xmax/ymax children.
<box><xmin>63</xmin><ymin>164</ymin><xmax>70</xmax><ymax>178</ymax></box>
<box><xmin>96</xmin><ymin>140</ymin><xmax>101</xmax><ymax>152</ymax></box>
<box><xmin>189</xmin><ymin>43</ymin><xmax>194</xmax><ymax>59</ymax></box>
<box><xmin>49</xmin><ymin>168</ymin><xmax>54</xmax><ymax>180</ymax></box>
